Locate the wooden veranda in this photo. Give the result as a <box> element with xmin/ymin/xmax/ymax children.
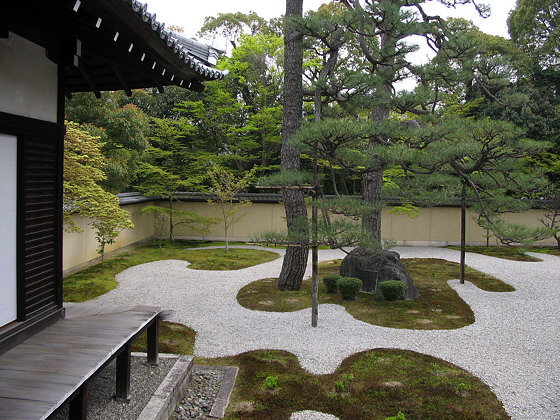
<box><xmin>0</xmin><ymin>304</ymin><xmax>161</xmax><ymax>419</ymax></box>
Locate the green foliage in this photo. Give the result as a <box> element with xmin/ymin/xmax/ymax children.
<box><xmin>379</xmin><ymin>280</ymin><xmax>407</xmax><ymax>301</ymax></box>
<box><xmin>264</xmin><ymin>375</ymin><xmax>279</xmax><ymax>390</ymax></box>
<box><xmin>136</xmin><ymin>117</ymin><xmax>209</xmax><ymax>197</ymax></box>
<box><xmin>395</xmin><ymin>113</ymin><xmax>552</xmax><ymax>246</ymax></box>
<box><xmin>385</xmin><ymin>412</ymin><xmax>406</xmax><ymax>420</ymax></box>
<box><xmin>176</xmin><ymin>27</ymin><xmax>284</xmax><ymax>176</ymax></box>
<box><xmin>207</xmin><ymin>166</ymin><xmax>256</xmax><ymax>251</ymax></box>
<box><xmin>508</xmin><ymin>0</ymin><xmax>559</xmax><ymax>70</ymax></box>
<box><xmin>333</xmin><ymin>373</ymin><xmax>354</xmax><ymax>393</ymax></box>
<box><xmin>455</xmin><ymin>381</ymin><xmax>473</xmax><ymax>393</ymax></box>
<box><xmin>322</xmin><ymin>274</ymin><xmax>341</xmax><ymax>293</ymax></box>
<box><xmin>138</xmin><ymin>205</ymin><xmax>217</xmax><ymax>250</ymax></box>
<box><xmin>477</xmin><ymin>217</ymin><xmax>554</xmax><ymax>247</ymax></box>
<box><xmin>387</xmin><ymin>201</ymin><xmax>420</xmax><ymax>218</ymax></box>
<box><xmin>65</xmin><ymin>92</ymin><xmax>150</xmax><ymax>192</ymax></box>
<box><xmin>198</xmin><ymin>11</ymin><xmax>277</xmax><ymax>51</ymax></box>
<box><xmin>337</xmin><ymin>277</ymin><xmax>362</xmax><ymax>301</ymax></box>
<box><xmin>63</xmin><ymin>121</ymin><xmax>134</xmax><ymax>262</ymax></box>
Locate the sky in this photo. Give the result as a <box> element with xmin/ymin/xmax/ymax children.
<box><xmin>146</xmin><ymin>0</ymin><xmax>518</xmax><ymax>49</ymax></box>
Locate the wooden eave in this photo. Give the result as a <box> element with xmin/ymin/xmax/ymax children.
<box><xmin>1</xmin><ymin>0</ymin><xmax>226</xmax><ymax>95</ymax></box>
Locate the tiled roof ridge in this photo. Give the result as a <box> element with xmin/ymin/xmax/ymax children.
<box><xmin>127</xmin><ymin>0</ymin><xmax>228</xmax><ymax>80</ymax></box>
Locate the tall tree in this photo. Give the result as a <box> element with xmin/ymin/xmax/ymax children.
<box><xmin>135</xmin><ymin>118</ymin><xmax>217</xmax><ymax>243</ymax></box>
<box><xmin>63</xmin><ymin>121</ymin><xmax>134</xmax><ymax>262</ymax></box>
<box><xmin>66</xmin><ymin>92</ymin><xmax>150</xmax><ymax>193</ymax></box>
<box><xmin>335</xmin><ymin>0</ymin><xmax>490</xmax><ymax>246</ymax></box>
<box><xmin>508</xmin><ymin>0</ymin><xmax>559</xmax><ymax>70</ymax></box>
<box><xmin>278</xmin><ymin>0</ymin><xmax>309</xmax><ymax>291</ymax></box>
<box><xmin>198</xmin><ymin>11</ymin><xmax>275</xmax><ymax>50</ymax></box>
<box><xmin>180</xmin><ymin>26</ymin><xmax>284</xmax><ymax>176</ymax></box>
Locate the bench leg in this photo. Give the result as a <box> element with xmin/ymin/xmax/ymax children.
<box><xmin>147</xmin><ymin>317</ymin><xmax>159</xmax><ymax>365</ymax></box>
<box><xmin>115</xmin><ymin>341</ymin><xmax>131</xmax><ymax>401</ymax></box>
<box><xmin>69</xmin><ymin>381</ymin><xmax>89</xmax><ymax>420</ymax></box>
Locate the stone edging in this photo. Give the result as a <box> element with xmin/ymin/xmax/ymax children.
<box><xmin>202</xmin><ymin>366</ymin><xmax>239</xmax><ymax>418</ymax></box>
<box><xmin>136</xmin><ymin>354</ymin><xmax>194</xmax><ymax>420</ymax></box>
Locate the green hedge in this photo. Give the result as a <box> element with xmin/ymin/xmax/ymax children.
<box><xmin>379</xmin><ymin>280</ymin><xmax>406</xmax><ymax>301</ymax></box>
<box><xmin>323</xmin><ymin>274</ymin><xmax>342</xmax><ymax>293</ymax></box>
<box><xmin>337</xmin><ymin>277</ymin><xmax>362</xmax><ymax>300</ymax></box>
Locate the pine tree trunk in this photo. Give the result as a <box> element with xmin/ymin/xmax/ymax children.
<box><xmin>278</xmin><ymin>0</ymin><xmax>308</xmax><ymax>291</ymax></box>
<box><xmin>363</xmin><ymin>103</ymin><xmax>390</xmax><ymax>244</ymax></box>
<box><xmin>363</xmin><ymin>169</ymin><xmax>383</xmax><ymax>241</ymax></box>
<box><xmin>362</xmin><ymin>30</ymin><xmax>394</xmax><ymax>246</ymax></box>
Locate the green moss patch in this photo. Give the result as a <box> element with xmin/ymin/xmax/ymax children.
<box><xmin>197</xmin><ymin>349</ymin><xmax>509</xmax><ymax>420</ymax></box>
<box><xmin>63</xmin><ymin>240</ymin><xmax>279</xmax><ymax>302</ymax></box>
<box><xmin>446</xmin><ymin>246</ymin><xmax>542</xmax><ymax>261</ymax></box>
<box><xmin>237</xmin><ymin>258</ymin><xmax>514</xmax><ymax>330</ymax></box>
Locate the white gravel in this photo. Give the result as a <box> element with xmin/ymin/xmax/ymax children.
<box><xmin>87</xmin><ymin>246</ymin><xmax>560</xmax><ymax>420</ymax></box>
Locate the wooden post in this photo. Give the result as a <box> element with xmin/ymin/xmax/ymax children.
<box><xmin>69</xmin><ymin>381</ymin><xmax>89</xmax><ymax>420</ymax></box>
<box><xmin>115</xmin><ymin>341</ymin><xmax>131</xmax><ymax>401</ymax></box>
<box><xmin>311</xmin><ymin>189</ymin><xmax>318</xmax><ymax>327</ymax></box>
<box><xmin>460</xmin><ymin>180</ymin><xmax>466</xmax><ymax>284</ymax></box>
<box><xmin>147</xmin><ymin>316</ymin><xmax>159</xmax><ymax>365</ymax></box>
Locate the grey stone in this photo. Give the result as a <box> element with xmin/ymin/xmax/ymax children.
<box><xmin>340</xmin><ymin>249</ymin><xmax>419</xmax><ymax>300</ymax></box>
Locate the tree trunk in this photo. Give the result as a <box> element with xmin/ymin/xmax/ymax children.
<box><xmin>168</xmin><ymin>198</ymin><xmax>173</xmax><ymax>242</ymax></box>
<box><xmin>278</xmin><ymin>0</ymin><xmax>308</xmax><ymax>291</ymax></box>
<box><xmin>225</xmin><ymin>224</ymin><xmax>229</xmax><ymax>252</ymax></box>
<box><xmin>362</xmin><ymin>169</ymin><xmax>384</xmax><ymax>242</ymax></box>
<box><xmin>361</xmin><ymin>30</ymin><xmax>394</xmax><ymax>246</ymax></box>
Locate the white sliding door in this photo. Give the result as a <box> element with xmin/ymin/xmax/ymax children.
<box><xmin>0</xmin><ymin>134</ymin><xmax>17</xmax><ymax>327</ymax></box>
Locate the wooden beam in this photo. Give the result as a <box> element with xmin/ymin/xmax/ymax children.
<box><xmin>110</xmin><ymin>63</ymin><xmax>133</xmax><ymax>96</ymax></box>
<box><xmin>115</xmin><ymin>341</ymin><xmax>131</xmax><ymax>401</ymax></box>
<box><xmin>147</xmin><ymin>316</ymin><xmax>159</xmax><ymax>365</ymax></box>
<box><xmin>69</xmin><ymin>382</ymin><xmax>89</xmax><ymax>420</ymax></box>
<box><xmin>77</xmin><ymin>58</ymin><xmax>101</xmax><ymax>98</ymax></box>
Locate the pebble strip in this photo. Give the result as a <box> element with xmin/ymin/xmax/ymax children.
<box><xmin>88</xmin><ymin>246</ymin><xmax>560</xmax><ymax>420</ymax></box>
<box><xmin>171</xmin><ymin>367</ymin><xmax>226</xmax><ymax>419</ymax></box>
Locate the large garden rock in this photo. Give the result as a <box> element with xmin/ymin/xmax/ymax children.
<box><xmin>340</xmin><ymin>249</ymin><xmax>419</xmax><ymax>300</ymax></box>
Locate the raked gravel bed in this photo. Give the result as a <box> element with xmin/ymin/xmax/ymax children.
<box><xmin>85</xmin><ymin>246</ymin><xmax>560</xmax><ymax>420</ymax></box>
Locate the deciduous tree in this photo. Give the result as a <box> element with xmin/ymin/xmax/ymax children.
<box><xmin>63</xmin><ymin>121</ymin><xmax>134</xmax><ymax>264</ymax></box>
<box><xmin>207</xmin><ymin>166</ymin><xmax>256</xmax><ymax>251</ymax></box>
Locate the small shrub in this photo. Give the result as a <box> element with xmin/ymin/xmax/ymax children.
<box><xmin>264</xmin><ymin>375</ymin><xmax>278</xmax><ymax>390</ymax></box>
<box><xmin>323</xmin><ymin>274</ymin><xmax>342</xmax><ymax>293</ymax></box>
<box><xmin>385</xmin><ymin>412</ymin><xmax>406</xmax><ymax>420</ymax></box>
<box><xmin>334</xmin><ymin>379</ymin><xmax>345</xmax><ymax>393</ymax></box>
<box><xmin>379</xmin><ymin>280</ymin><xmax>406</xmax><ymax>301</ymax></box>
<box><xmin>334</xmin><ymin>373</ymin><xmax>354</xmax><ymax>393</ymax></box>
<box><xmin>337</xmin><ymin>277</ymin><xmax>362</xmax><ymax>300</ymax></box>
<box><xmin>455</xmin><ymin>382</ymin><xmax>472</xmax><ymax>392</ymax></box>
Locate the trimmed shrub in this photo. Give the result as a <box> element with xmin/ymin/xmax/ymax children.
<box><xmin>337</xmin><ymin>277</ymin><xmax>362</xmax><ymax>300</ymax></box>
<box><xmin>323</xmin><ymin>274</ymin><xmax>342</xmax><ymax>293</ymax></box>
<box><xmin>379</xmin><ymin>280</ymin><xmax>406</xmax><ymax>301</ymax></box>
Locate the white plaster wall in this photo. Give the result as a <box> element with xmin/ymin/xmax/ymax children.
<box><xmin>0</xmin><ymin>134</ymin><xmax>17</xmax><ymax>326</ymax></box>
<box><xmin>0</xmin><ymin>32</ymin><xmax>58</xmax><ymax>122</ymax></box>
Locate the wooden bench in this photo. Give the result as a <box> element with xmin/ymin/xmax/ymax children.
<box><xmin>0</xmin><ymin>304</ymin><xmax>161</xmax><ymax>419</ymax></box>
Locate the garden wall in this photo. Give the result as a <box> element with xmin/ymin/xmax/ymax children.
<box><xmin>63</xmin><ymin>202</ymin><xmax>157</xmax><ymax>274</ymax></box>
<box><xmin>63</xmin><ymin>196</ymin><xmax>556</xmax><ymax>274</ymax></box>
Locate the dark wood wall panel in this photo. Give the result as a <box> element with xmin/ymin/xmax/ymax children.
<box><xmin>21</xmin><ymin>136</ymin><xmax>61</xmax><ymax>319</ymax></box>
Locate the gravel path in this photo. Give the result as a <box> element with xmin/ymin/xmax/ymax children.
<box><xmin>88</xmin><ymin>246</ymin><xmax>560</xmax><ymax>420</ymax></box>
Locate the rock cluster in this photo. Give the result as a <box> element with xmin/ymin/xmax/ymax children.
<box><xmin>340</xmin><ymin>249</ymin><xmax>419</xmax><ymax>300</ymax></box>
